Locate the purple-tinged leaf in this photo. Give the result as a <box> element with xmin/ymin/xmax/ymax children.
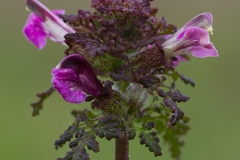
<box><xmin>95</xmin><ymin>116</ymin><xmax>124</xmax><ymax>140</ymax></box>
<box><xmin>142</xmin><ymin>121</ymin><xmax>155</xmax><ymax>131</ymax></box>
<box><xmin>139</xmin><ymin>130</ymin><xmax>162</xmax><ymax>157</ymax></box>
<box><xmin>163</xmin><ymin>97</ymin><xmax>184</xmax><ymax>126</ymax></box>
<box><xmin>30</xmin><ymin>87</ymin><xmax>55</xmax><ymax>116</ymax></box>
<box><xmin>166</xmin><ymin>89</ymin><xmax>190</xmax><ymax>102</ymax></box>
<box><xmin>127</xmin><ymin>129</ymin><xmax>137</xmax><ymax>140</ymax></box>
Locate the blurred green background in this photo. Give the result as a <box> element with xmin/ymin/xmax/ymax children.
<box><xmin>1</xmin><ymin>0</ymin><xmax>239</xmax><ymax>159</ymax></box>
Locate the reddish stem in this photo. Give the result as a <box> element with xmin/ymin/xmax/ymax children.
<box><xmin>115</xmin><ymin>130</ymin><xmax>129</xmax><ymax>160</ymax></box>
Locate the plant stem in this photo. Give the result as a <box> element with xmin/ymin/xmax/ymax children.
<box><xmin>115</xmin><ymin>130</ymin><xmax>129</xmax><ymax>160</ymax></box>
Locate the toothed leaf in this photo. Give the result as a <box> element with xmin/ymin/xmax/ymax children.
<box><xmin>163</xmin><ymin>97</ymin><xmax>184</xmax><ymax>126</ymax></box>
<box><xmin>166</xmin><ymin>89</ymin><xmax>190</xmax><ymax>102</ymax></box>
<box><xmin>30</xmin><ymin>87</ymin><xmax>55</xmax><ymax>116</ymax></box>
<box><xmin>142</xmin><ymin>121</ymin><xmax>155</xmax><ymax>130</ymax></box>
<box><xmin>127</xmin><ymin>128</ymin><xmax>136</xmax><ymax>140</ymax></box>
<box><xmin>57</xmin><ymin>147</ymin><xmax>90</xmax><ymax>160</ymax></box>
<box><xmin>95</xmin><ymin>116</ymin><xmax>124</xmax><ymax>140</ymax></box>
<box><xmin>139</xmin><ymin>129</ymin><xmax>162</xmax><ymax>157</ymax></box>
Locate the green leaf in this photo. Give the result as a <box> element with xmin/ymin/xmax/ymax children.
<box><xmin>127</xmin><ymin>128</ymin><xmax>136</xmax><ymax>140</ymax></box>
<box><xmin>59</xmin><ymin>134</ymin><xmax>100</xmax><ymax>160</ymax></box>
<box><xmin>169</xmin><ymin>71</ymin><xmax>195</xmax><ymax>87</ymax></box>
<box><xmin>139</xmin><ymin>122</ymin><xmax>162</xmax><ymax>157</ymax></box>
<box><xmin>57</xmin><ymin>147</ymin><xmax>90</xmax><ymax>160</ymax></box>
<box><xmin>54</xmin><ymin>125</ymin><xmax>78</xmax><ymax>149</ymax></box>
<box><xmin>95</xmin><ymin>116</ymin><xmax>124</xmax><ymax>140</ymax></box>
<box><xmin>142</xmin><ymin>121</ymin><xmax>155</xmax><ymax>130</ymax></box>
<box><xmin>141</xmin><ymin>101</ymin><xmax>191</xmax><ymax>159</ymax></box>
<box><xmin>162</xmin><ymin>120</ymin><xmax>191</xmax><ymax>159</ymax></box>
<box><xmin>85</xmin><ymin>135</ymin><xmax>100</xmax><ymax>153</ymax></box>
<box><xmin>54</xmin><ymin>119</ymin><xmax>82</xmax><ymax>149</ymax></box>
<box><xmin>182</xmin><ymin>116</ymin><xmax>190</xmax><ymax>124</ymax></box>
<box><xmin>139</xmin><ymin>131</ymin><xmax>162</xmax><ymax>157</ymax></box>
<box><xmin>71</xmin><ymin>110</ymin><xmax>97</xmax><ymax>119</ymax></box>
<box><xmin>180</xmin><ymin>74</ymin><xmax>195</xmax><ymax>87</ymax></box>
<box><xmin>55</xmin><ymin>110</ymin><xmax>91</xmax><ymax>149</ymax></box>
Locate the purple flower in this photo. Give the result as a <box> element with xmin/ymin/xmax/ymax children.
<box><xmin>162</xmin><ymin>12</ymin><xmax>218</xmax><ymax>58</ymax></box>
<box><xmin>23</xmin><ymin>0</ymin><xmax>75</xmax><ymax>50</ymax></box>
<box><xmin>51</xmin><ymin>54</ymin><xmax>103</xmax><ymax>104</ymax></box>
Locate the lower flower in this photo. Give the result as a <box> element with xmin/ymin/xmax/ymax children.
<box><xmin>51</xmin><ymin>54</ymin><xmax>103</xmax><ymax>103</ymax></box>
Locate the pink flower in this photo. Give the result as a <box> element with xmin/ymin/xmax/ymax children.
<box><xmin>23</xmin><ymin>0</ymin><xmax>74</xmax><ymax>50</ymax></box>
<box><xmin>51</xmin><ymin>54</ymin><xmax>103</xmax><ymax>104</ymax></box>
<box><xmin>162</xmin><ymin>12</ymin><xmax>218</xmax><ymax>58</ymax></box>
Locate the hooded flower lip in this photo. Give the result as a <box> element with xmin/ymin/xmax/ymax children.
<box><xmin>52</xmin><ymin>54</ymin><xmax>104</xmax><ymax>104</ymax></box>
<box><xmin>23</xmin><ymin>0</ymin><xmax>75</xmax><ymax>50</ymax></box>
<box><xmin>162</xmin><ymin>12</ymin><xmax>218</xmax><ymax>58</ymax></box>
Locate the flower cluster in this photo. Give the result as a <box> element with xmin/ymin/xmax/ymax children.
<box><xmin>23</xmin><ymin>0</ymin><xmax>218</xmax><ymax>159</ymax></box>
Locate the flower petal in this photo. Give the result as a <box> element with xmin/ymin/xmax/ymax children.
<box><xmin>23</xmin><ymin>0</ymin><xmax>74</xmax><ymax>49</ymax></box>
<box><xmin>52</xmin><ymin>68</ymin><xmax>87</xmax><ymax>103</ymax></box>
<box><xmin>181</xmin><ymin>12</ymin><xmax>213</xmax><ymax>32</ymax></box>
<box><xmin>26</xmin><ymin>0</ymin><xmax>74</xmax><ymax>33</ymax></box>
<box><xmin>163</xmin><ymin>12</ymin><xmax>214</xmax><ymax>53</ymax></box>
<box><xmin>52</xmin><ymin>10</ymin><xmax>65</xmax><ymax>15</ymax></box>
<box><xmin>162</xmin><ymin>12</ymin><xmax>218</xmax><ymax>59</ymax></box>
<box><xmin>164</xmin><ymin>27</ymin><xmax>218</xmax><ymax>58</ymax></box>
<box><xmin>191</xmin><ymin>44</ymin><xmax>218</xmax><ymax>58</ymax></box>
<box><xmin>52</xmin><ymin>54</ymin><xmax>104</xmax><ymax>103</ymax></box>
<box><xmin>57</xmin><ymin>54</ymin><xmax>103</xmax><ymax>96</ymax></box>
<box><xmin>23</xmin><ymin>13</ymin><xmax>47</xmax><ymax>50</ymax></box>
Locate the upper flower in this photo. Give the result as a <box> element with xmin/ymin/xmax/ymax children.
<box><xmin>51</xmin><ymin>54</ymin><xmax>103</xmax><ymax>103</ymax></box>
<box><xmin>23</xmin><ymin>0</ymin><xmax>75</xmax><ymax>50</ymax></box>
<box><xmin>162</xmin><ymin>12</ymin><xmax>218</xmax><ymax>58</ymax></box>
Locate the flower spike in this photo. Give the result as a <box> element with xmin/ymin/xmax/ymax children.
<box><xmin>51</xmin><ymin>54</ymin><xmax>103</xmax><ymax>103</ymax></box>
<box><xmin>162</xmin><ymin>12</ymin><xmax>218</xmax><ymax>58</ymax></box>
<box><xmin>23</xmin><ymin>0</ymin><xmax>75</xmax><ymax>50</ymax></box>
